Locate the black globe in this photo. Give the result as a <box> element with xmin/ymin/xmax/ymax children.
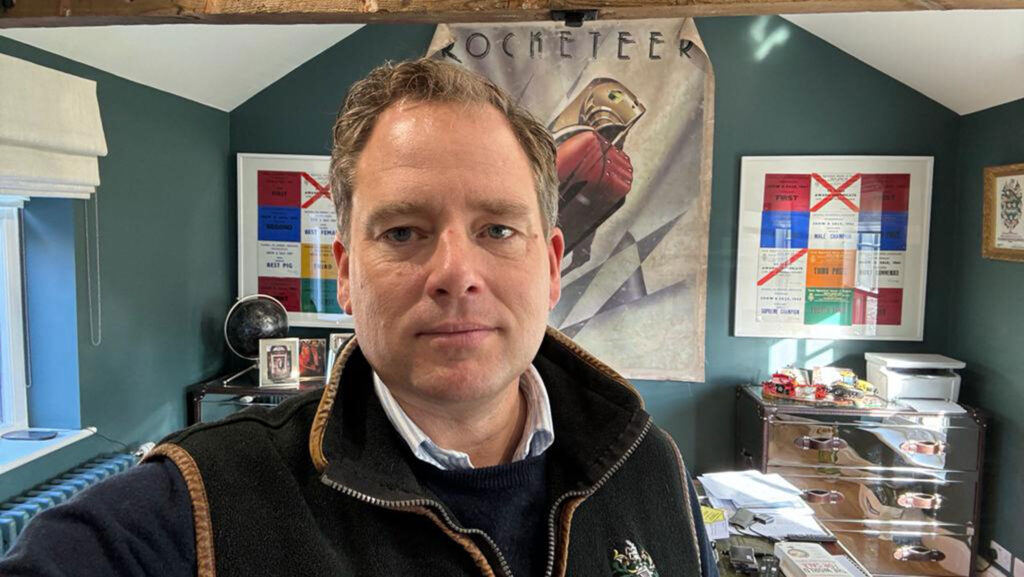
<box><xmin>224</xmin><ymin>295</ymin><xmax>289</xmax><ymax>360</ymax></box>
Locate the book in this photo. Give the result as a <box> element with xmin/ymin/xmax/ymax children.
<box><xmin>774</xmin><ymin>542</ymin><xmax>855</xmax><ymax>577</ymax></box>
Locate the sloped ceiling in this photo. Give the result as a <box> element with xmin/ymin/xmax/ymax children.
<box><xmin>0</xmin><ymin>24</ymin><xmax>363</xmax><ymax>111</ymax></box>
<box><xmin>783</xmin><ymin>10</ymin><xmax>1024</xmax><ymax>115</ymax></box>
<box><xmin>3</xmin><ymin>13</ymin><xmax>1023</xmax><ymax>116</ymax></box>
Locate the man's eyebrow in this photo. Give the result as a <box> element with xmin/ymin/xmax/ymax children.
<box><xmin>470</xmin><ymin>198</ymin><xmax>533</xmax><ymax>221</ymax></box>
<box><xmin>363</xmin><ymin>201</ymin><xmax>433</xmax><ymax>232</ymax></box>
<box><xmin>362</xmin><ymin>198</ymin><xmax>534</xmax><ymax>233</ymax></box>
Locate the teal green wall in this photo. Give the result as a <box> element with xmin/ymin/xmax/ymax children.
<box><xmin>0</xmin><ymin>37</ymin><xmax>232</xmax><ymax>501</ymax></box>
<box><xmin>231</xmin><ymin>18</ymin><xmax>961</xmax><ymax>473</ymax></box>
<box><xmin>230</xmin><ymin>25</ymin><xmax>435</xmax><ymax>155</ymax></box>
<box><xmin>950</xmin><ymin>97</ymin><xmax>1024</xmax><ymax>556</ymax></box>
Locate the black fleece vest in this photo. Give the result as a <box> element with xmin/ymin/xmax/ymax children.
<box><xmin>148</xmin><ymin>329</ymin><xmax>702</xmax><ymax>577</ymax></box>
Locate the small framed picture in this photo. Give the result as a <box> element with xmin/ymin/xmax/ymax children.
<box><xmin>983</xmin><ymin>162</ymin><xmax>1024</xmax><ymax>262</ymax></box>
<box><xmin>259</xmin><ymin>337</ymin><xmax>300</xmax><ymax>388</ymax></box>
<box><xmin>325</xmin><ymin>333</ymin><xmax>351</xmax><ymax>380</ymax></box>
<box><xmin>299</xmin><ymin>338</ymin><xmax>326</xmax><ymax>381</ymax></box>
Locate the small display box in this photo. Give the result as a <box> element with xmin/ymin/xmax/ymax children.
<box><xmin>864</xmin><ymin>353</ymin><xmax>965</xmax><ymax>402</ymax></box>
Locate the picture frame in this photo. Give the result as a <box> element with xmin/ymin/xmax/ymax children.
<box><xmin>259</xmin><ymin>337</ymin><xmax>300</xmax><ymax>388</ymax></box>
<box><xmin>735</xmin><ymin>156</ymin><xmax>933</xmax><ymax>341</ymax></box>
<box><xmin>298</xmin><ymin>338</ymin><xmax>327</xmax><ymax>381</ymax></box>
<box><xmin>982</xmin><ymin>162</ymin><xmax>1024</xmax><ymax>262</ymax></box>
<box><xmin>325</xmin><ymin>332</ymin><xmax>350</xmax><ymax>381</ymax></box>
<box><xmin>237</xmin><ymin>153</ymin><xmax>353</xmax><ymax>328</ymax></box>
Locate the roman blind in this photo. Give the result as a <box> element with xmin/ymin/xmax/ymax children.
<box><xmin>0</xmin><ymin>53</ymin><xmax>107</xmax><ymax>199</ymax></box>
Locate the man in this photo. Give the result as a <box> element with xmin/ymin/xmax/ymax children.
<box><xmin>1</xmin><ymin>58</ymin><xmax>715</xmax><ymax>577</ymax></box>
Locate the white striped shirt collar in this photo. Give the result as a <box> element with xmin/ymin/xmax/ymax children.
<box><xmin>372</xmin><ymin>365</ymin><xmax>555</xmax><ymax>470</ymax></box>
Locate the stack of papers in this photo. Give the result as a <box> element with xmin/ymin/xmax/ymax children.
<box><xmin>700</xmin><ymin>470</ymin><xmax>807</xmax><ymax>509</ymax></box>
<box><xmin>697</xmin><ymin>470</ymin><xmax>828</xmax><ymax>538</ymax></box>
<box><xmin>900</xmin><ymin>399</ymin><xmax>967</xmax><ymax>414</ymax></box>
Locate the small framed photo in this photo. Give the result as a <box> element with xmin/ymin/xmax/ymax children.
<box><xmin>983</xmin><ymin>162</ymin><xmax>1024</xmax><ymax>262</ymax></box>
<box><xmin>299</xmin><ymin>338</ymin><xmax>326</xmax><ymax>381</ymax></box>
<box><xmin>259</xmin><ymin>337</ymin><xmax>300</xmax><ymax>388</ymax></box>
<box><xmin>325</xmin><ymin>332</ymin><xmax>351</xmax><ymax>380</ymax></box>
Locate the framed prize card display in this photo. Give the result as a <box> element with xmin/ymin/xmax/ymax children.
<box><xmin>238</xmin><ymin>153</ymin><xmax>353</xmax><ymax>328</ymax></box>
<box><xmin>735</xmin><ymin>156</ymin><xmax>933</xmax><ymax>340</ymax></box>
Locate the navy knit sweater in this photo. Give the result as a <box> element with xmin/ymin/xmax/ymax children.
<box><xmin>414</xmin><ymin>454</ymin><xmax>550</xmax><ymax>577</ymax></box>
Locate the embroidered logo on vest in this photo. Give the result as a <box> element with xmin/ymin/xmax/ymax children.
<box><xmin>610</xmin><ymin>540</ymin><xmax>659</xmax><ymax>577</ymax></box>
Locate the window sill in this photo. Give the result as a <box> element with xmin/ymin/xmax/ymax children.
<box><xmin>0</xmin><ymin>427</ymin><xmax>96</xmax><ymax>475</ymax></box>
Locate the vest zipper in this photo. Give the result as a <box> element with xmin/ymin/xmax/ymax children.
<box><xmin>542</xmin><ymin>416</ymin><xmax>653</xmax><ymax>577</ymax></box>
<box><xmin>319</xmin><ymin>475</ymin><xmax>516</xmax><ymax>577</ymax></box>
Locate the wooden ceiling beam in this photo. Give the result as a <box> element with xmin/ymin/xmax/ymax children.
<box><xmin>2</xmin><ymin>0</ymin><xmax>1021</xmax><ymax>28</ymax></box>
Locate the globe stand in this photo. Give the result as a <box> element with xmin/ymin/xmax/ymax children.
<box><xmin>223</xmin><ymin>363</ymin><xmax>258</xmax><ymax>385</ymax></box>
<box><xmin>223</xmin><ymin>294</ymin><xmax>289</xmax><ymax>387</ymax></box>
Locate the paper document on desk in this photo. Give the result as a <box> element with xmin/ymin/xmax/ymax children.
<box><xmin>699</xmin><ymin>470</ymin><xmax>826</xmax><ymax>537</ymax></box>
<box><xmin>901</xmin><ymin>399</ymin><xmax>966</xmax><ymax>414</ymax></box>
<box><xmin>705</xmin><ymin>494</ymin><xmax>814</xmax><ymax>518</ymax></box>
<box><xmin>701</xmin><ymin>506</ymin><xmax>730</xmax><ymax>541</ymax></box>
<box><xmin>699</xmin><ymin>470</ymin><xmax>806</xmax><ymax>508</ymax></box>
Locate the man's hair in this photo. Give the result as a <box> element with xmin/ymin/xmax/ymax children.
<box><xmin>329</xmin><ymin>57</ymin><xmax>559</xmax><ymax>246</ymax></box>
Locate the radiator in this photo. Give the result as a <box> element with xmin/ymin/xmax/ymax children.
<box><xmin>0</xmin><ymin>453</ymin><xmax>136</xmax><ymax>556</ymax></box>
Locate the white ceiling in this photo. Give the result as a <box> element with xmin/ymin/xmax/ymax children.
<box><xmin>1</xmin><ymin>13</ymin><xmax>1022</xmax><ymax>116</ymax></box>
<box><xmin>783</xmin><ymin>10</ymin><xmax>1024</xmax><ymax>115</ymax></box>
<box><xmin>0</xmin><ymin>24</ymin><xmax>363</xmax><ymax>111</ymax></box>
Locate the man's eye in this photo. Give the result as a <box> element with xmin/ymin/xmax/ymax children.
<box><xmin>485</xmin><ymin>225</ymin><xmax>514</xmax><ymax>240</ymax></box>
<box><xmin>383</xmin><ymin>227</ymin><xmax>415</xmax><ymax>242</ymax></box>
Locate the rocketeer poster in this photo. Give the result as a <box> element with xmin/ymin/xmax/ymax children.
<box><xmin>429</xmin><ymin>19</ymin><xmax>714</xmax><ymax>382</ymax></box>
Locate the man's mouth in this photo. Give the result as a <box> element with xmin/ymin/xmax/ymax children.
<box><xmin>417</xmin><ymin>323</ymin><xmax>497</xmax><ymax>345</ymax></box>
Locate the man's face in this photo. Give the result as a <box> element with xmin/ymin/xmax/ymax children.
<box><xmin>333</xmin><ymin>100</ymin><xmax>564</xmax><ymax>408</ymax></box>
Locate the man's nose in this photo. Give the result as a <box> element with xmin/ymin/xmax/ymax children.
<box><xmin>424</xmin><ymin>228</ymin><xmax>482</xmax><ymax>299</ymax></box>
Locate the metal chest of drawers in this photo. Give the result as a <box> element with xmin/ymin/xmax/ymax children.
<box><xmin>735</xmin><ymin>385</ymin><xmax>987</xmax><ymax>577</ymax></box>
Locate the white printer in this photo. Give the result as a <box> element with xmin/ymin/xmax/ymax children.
<box><xmin>864</xmin><ymin>352</ymin><xmax>966</xmax><ymax>402</ymax></box>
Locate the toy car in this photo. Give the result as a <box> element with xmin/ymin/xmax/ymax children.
<box><xmin>763</xmin><ymin>373</ymin><xmax>797</xmax><ymax>397</ymax></box>
<box><xmin>854</xmin><ymin>379</ymin><xmax>876</xmax><ymax>393</ymax></box>
<box><xmin>829</xmin><ymin>384</ymin><xmax>864</xmax><ymax>400</ymax></box>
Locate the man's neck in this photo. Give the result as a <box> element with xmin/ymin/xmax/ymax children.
<box><xmin>390</xmin><ymin>381</ymin><xmax>527</xmax><ymax>468</ymax></box>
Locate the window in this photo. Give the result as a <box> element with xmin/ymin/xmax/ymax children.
<box><xmin>0</xmin><ymin>53</ymin><xmax>105</xmax><ymax>474</ymax></box>
<box><xmin>0</xmin><ymin>200</ymin><xmax>28</xmax><ymax>436</ymax></box>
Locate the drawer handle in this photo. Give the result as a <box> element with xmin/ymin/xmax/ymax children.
<box><xmin>899</xmin><ymin>440</ymin><xmax>945</xmax><ymax>455</ymax></box>
<box><xmin>794</xmin><ymin>436</ymin><xmax>849</xmax><ymax>451</ymax></box>
<box><xmin>894</xmin><ymin>545</ymin><xmax>946</xmax><ymax>563</ymax></box>
<box><xmin>802</xmin><ymin>489</ymin><xmax>845</xmax><ymax>504</ymax></box>
<box><xmin>897</xmin><ymin>492</ymin><xmax>943</xmax><ymax>510</ymax></box>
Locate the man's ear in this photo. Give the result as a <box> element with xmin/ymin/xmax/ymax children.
<box><xmin>548</xmin><ymin>227</ymin><xmax>565</xmax><ymax>310</ymax></box>
<box><xmin>332</xmin><ymin>233</ymin><xmax>353</xmax><ymax>315</ymax></box>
